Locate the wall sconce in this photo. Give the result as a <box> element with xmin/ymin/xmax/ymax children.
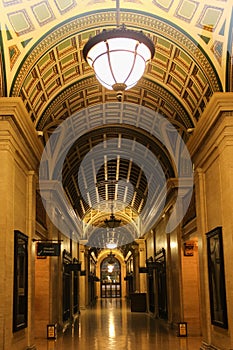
<box><xmin>184</xmin><ymin>241</ymin><xmax>195</xmax><ymax>256</ymax></box>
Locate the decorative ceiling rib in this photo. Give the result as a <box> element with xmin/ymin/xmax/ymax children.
<box><xmin>1</xmin><ymin>0</ymin><xmax>231</xmax><ymax>85</ymax></box>
<box><xmin>38</xmin><ymin>100</ymin><xmax>192</xmax><ymax>249</ymax></box>
<box><xmin>62</xmin><ymin>125</ymin><xmax>175</xmax><ymax>222</ymax></box>
<box><xmin>5</xmin><ymin>10</ymin><xmax>223</xmax><ymax>135</ymax></box>
<box><xmin>37</xmin><ymin>77</ymin><xmax>193</xmax><ymax>138</ymax></box>
<box><xmin>1</xmin><ymin>0</ymin><xmax>232</xmax><ymax>248</ymax></box>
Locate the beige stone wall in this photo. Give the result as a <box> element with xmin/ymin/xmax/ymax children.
<box><xmin>181</xmin><ymin>236</ymin><xmax>201</xmax><ymax>336</ymax></box>
<box><xmin>168</xmin><ymin>228</ymin><xmax>182</xmax><ymax>326</ymax></box>
<box><xmin>146</xmin><ymin>230</ymin><xmax>154</xmax><ymax>258</ymax></box>
<box><xmin>34</xmin><ymin>257</ymin><xmax>50</xmax><ymax>339</ymax></box>
<box><xmin>34</xmin><ymin>221</ymin><xmax>81</xmax><ymax>338</ymax></box>
<box><xmin>188</xmin><ymin>92</ymin><xmax>233</xmax><ymax>349</ymax></box>
<box><xmin>0</xmin><ymin>98</ymin><xmax>43</xmax><ymax>350</ymax></box>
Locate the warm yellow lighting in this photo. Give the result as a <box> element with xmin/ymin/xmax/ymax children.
<box><xmin>109</xmin><ymin>313</ymin><xmax>116</xmax><ymax>338</ymax></box>
<box><xmin>106</xmin><ymin>242</ymin><xmax>117</xmax><ymax>249</ymax></box>
<box><xmin>108</xmin><ymin>264</ymin><xmax>114</xmax><ymax>273</ymax></box>
<box><xmin>83</xmin><ymin>25</ymin><xmax>155</xmax><ymax>100</ymax></box>
<box><xmin>170</xmin><ymin>241</ymin><xmax>177</xmax><ymax>249</ymax></box>
<box><xmin>104</xmin><ymin>212</ymin><xmax>121</xmax><ymax>229</ymax></box>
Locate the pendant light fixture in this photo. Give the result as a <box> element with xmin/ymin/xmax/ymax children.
<box><xmin>104</xmin><ymin>205</ymin><xmax>121</xmax><ymax>229</ymax></box>
<box><xmin>83</xmin><ymin>0</ymin><xmax>155</xmax><ymax>100</ymax></box>
<box><xmin>107</xmin><ymin>251</ymin><xmax>116</xmax><ymax>264</ymax></box>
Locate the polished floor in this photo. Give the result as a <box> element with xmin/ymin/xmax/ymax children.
<box><xmin>36</xmin><ymin>299</ymin><xmax>202</xmax><ymax>350</ymax></box>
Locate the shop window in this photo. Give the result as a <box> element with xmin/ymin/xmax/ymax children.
<box><xmin>63</xmin><ymin>250</ymin><xmax>72</xmax><ymax>322</ymax></box>
<box><xmin>13</xmin><ymin>230</ymin><xmax>28</xmax><ymax>332</ymax></box>
<box><xmin>73</xmin><ymin>270</ymin><xmax>78</xmax><ymax>314</ymax></box>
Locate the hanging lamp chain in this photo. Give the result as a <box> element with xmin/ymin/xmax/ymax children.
<box><xmin>116</xmin><ymin>0</ymin><xmax>120</xmax><ymax>27</ymax></box>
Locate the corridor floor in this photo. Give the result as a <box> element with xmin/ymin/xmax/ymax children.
<box><xmin>36</xmin><ymin>299</ymin><xmax>202</xmax><ymax>350</ymax></box>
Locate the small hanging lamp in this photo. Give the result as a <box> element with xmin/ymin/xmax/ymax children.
<box><xmin>104</xmin><ymin>206</ymin><xmax>121</xmax><ymax>229</ymax></box>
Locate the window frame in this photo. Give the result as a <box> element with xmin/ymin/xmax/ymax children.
<box><xmin>13</xmin><ymin>230</ymin><xmax>28</xmax><ymax>332</ymax></box>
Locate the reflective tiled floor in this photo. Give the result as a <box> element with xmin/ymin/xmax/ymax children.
<box><xmin>36</xmin><ymin>299</ymin><xmax>202</xmax><ymax>350</ymax></box>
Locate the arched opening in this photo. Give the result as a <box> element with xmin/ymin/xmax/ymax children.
<box><xmin>100</xmin><ymin>255</ymin><xmax>121</xmax><ymax>298</ymax></box>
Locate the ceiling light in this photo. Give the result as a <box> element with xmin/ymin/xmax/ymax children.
<box><xmin>108</xmin><ymin>265</ymin><xmax>114</xmax><ymax>273</ymax></box>
<box><xmin>104</xmin><ymin>213</ymin><xmax>121</xmax><ymax>229</ymax></box>
<box><xmin>83</xmin><ymin>0</ymin><xmax>155</xmax><ymax>100</ymax></box>
<box><xmin>106</xmin><ymin>242</ymin><xmax>118</xmax><ymax>249</ymax></box>
<box><xmin>107</xmin><ymin>251</ymin><xmax>115</xmax><ymax>264</ymax></box>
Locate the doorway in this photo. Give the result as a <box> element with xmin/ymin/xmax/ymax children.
<box><xmin>148</xmin><ymin>270</ymin><xmax>155</xmax><ymax>313</ymax></box>
<box><xmin>101</xmin><ymin>256</ymin><xmax>121</xmax><ymax>298</ymax></box>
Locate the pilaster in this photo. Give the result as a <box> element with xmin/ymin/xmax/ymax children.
<box><xmin>188</xmin><ymin>92</ymin><xmax>233</xmax><ymax>349</ymax></box>
<box><xmin>0</xmin><ymin>98</ymin><xmax>42</xmax><ymax>350</ymax></box>
<box><xmin>135</xmin><ymin>239</ymin><xmax>147</xmax><ymax>292</ymax></box>
<box><xmin>79</xmin><ymin>242</ymin><xmax>88</xmax><ymax>309</ymax></box>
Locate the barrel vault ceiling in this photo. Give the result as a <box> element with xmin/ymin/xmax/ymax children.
<box><xmin>1</xmin><ymin>0</ymin><xmax>233</xmax><ymax>247</ymax></box>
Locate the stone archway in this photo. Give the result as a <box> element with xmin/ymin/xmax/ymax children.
<box><xmin>100</xmin><ymin>255</ymin><xmax>121</xmax><ymax>298</ymax></box>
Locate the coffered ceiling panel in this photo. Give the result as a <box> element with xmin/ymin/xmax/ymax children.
<box><xmin>0</xmin><ymin>0</ymin><xmax>231</xmax><ymax>85</ymax></box>
<box><xmin>0</xmin><ymin>0</ymin><xmax>231</xmax><ymax>124</ymax></box>
<box><xmin>62</xmin><ymin>125</ymin><xmax>174</xmax><ymax>222</ymax></box>
<box><xmin>1</xmin><ymin>0</ymin><xmax>232</xmax><ymax>247</ymax></box>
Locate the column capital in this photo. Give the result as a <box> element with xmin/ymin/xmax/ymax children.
<box><xmin>188</xmin><ymin>92</ymin><xmax>233</xmax><ymax>162</ymax></box>
<box><xmin>0</xmin><ymin>97</ymin><xmax>43</xmax><ymax>169</ymax></box>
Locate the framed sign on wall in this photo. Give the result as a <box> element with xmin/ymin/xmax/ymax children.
<box><xmin>206</xmin><ymin>226</ymin><xmax>228</xmax><ymax>329</ymax></box>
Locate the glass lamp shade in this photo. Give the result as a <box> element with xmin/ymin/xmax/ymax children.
<box><xmin>83</xmin><ymin>26</ymin><xmax>155</xmax><ymax>97</ymax></box>
<box><xmin>107</xmin><ymin>265</ymin><xmax>114</xmax><ymax>273</ymax></box>
<box><xmin>104</xmin><ymin>213</ymin><xmax>121</xmax><ymax>229</ymax></box>
<box><xmin>106</xmin><ymin>242</ymin><xmax>117</xmax><ymax>249</ymax></box>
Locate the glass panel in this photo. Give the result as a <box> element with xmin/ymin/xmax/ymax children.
<box><xmin>137</xmin><ymin>43</ymin><xmax>152</xmax><ymax>62</ymax></box>
<box><xmin>101</xmin><ymin>256</ymin><xmax>121</xmax><ymax>298</ymax></box>
<box><xmin>13</xmin><ymin>231</ymin><xmax>28</xmax><ymax>332</ymax></box>
<box><xmin>109</xmin><ymin>51</ymin><xmax>135</xmax><ymax>83</ymax></box>
<box><xmin>63</xmin><ymin>270</ymin><xmax>71</xmax><ymax>321</ymax></box>
<box><xmin>125</xmin><ymin>55</ymin><xmax>145</xmax><ymax>87</ymax></box>
<box><xmin>94</xmin><ymin>54</ymin><xmax>115</xmax><ymax>88</ymax></box>
<box><xmin>88</xmin><ymin>41</ymin><xmax>107</xmax><ymax>61</ymax></box>
<box><xmin>108</xmin><ymin>37</ymin><xmax>137</xmax><ymax>51</ymax></box>
<box><xmin>73</xmin><ymin>271</ymin><xmax>78</xmax><ymax>314</ymax></box>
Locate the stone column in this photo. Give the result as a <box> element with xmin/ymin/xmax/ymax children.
<box><xmin>194</xmin><ymin>167</ymin><xmax>210</xmax><ymax>345</ymax></box>
<box><xmin>0</xmin><ymin>133</ymin><xmax>15</xmax><ymax>350</ymax></box>
<box><xmin>79</xmin><ymin>241</ymin><xmax>88</xmax><ymax>309</ymax></box>
<box><xmin>135</xmin><ymin>239</ymin><xmax>147</xmax><ymax>292</ymax></box>
<box><xmin>27</xmin><ymin>171</ymin><xmax>37</xmax><ymax>348</ymax></box>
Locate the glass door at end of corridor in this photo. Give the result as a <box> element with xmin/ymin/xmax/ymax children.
<box><xmin>101</xmin><ymin>256</ymin><xmax>121</xmax><ymax>298</ymax></box>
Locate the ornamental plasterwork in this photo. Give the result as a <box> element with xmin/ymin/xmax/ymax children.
<box><xmin>1</xmin><ymin>11</ymin><xmax>221</xmax><ymax>133</ymax></box>
<box><xmin>0</xmin><ymin>0</ymin><xmax>232</xmax><ymax>139</ymax></box>
<box><xmin>0</xmin><ymin>0</ymin><xmax>231</xmax><ymax>88</ymax></box>
<box><xmin>37</xmin><ymin>76</ymin><xmax>192</xmax><ymax>132</ymax></box>
<box><xmin>8</xmin><ymin>11</ymin><xmax>222</xmax><ymax>94</ymax></box>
